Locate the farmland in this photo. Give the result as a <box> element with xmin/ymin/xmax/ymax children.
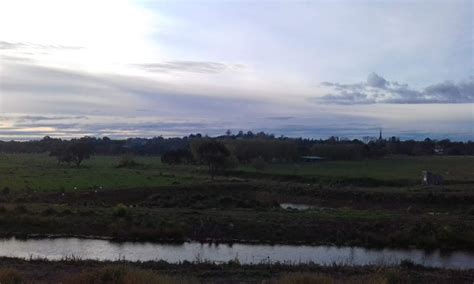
<box><xmin>1</xmin><ymin>153</ymin><xmax>473</xmax><ymax>192</ymax></box>
<box><xmin>0</xmin><ymin>153</ymin><xmax>473</xmax><ymax>282</ymax></box>
<box><xmin>0</xmin><ymin>154</ymin><xmax>473</xmax><ymax>248</ymax></box>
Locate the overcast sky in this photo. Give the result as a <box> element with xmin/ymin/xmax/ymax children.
<box><xmin>0</xmin><ymin>0</ymin><xmax>472</xmax><ymax>140</ymax></box>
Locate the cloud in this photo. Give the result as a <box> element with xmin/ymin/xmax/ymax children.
<box><xmin>134</xmin><ymin>61</ymin><xmax>243</xmax><ymax>74</ymax></box>
<box><xmin>0</xmin><ymin>60</ymin><xmax>274</xmax><ymax>121</ymax></box>
<box><xmin>266</xmin><ymin>116</ymin><xmax>294</xmax><ymax>120</ymax></box>
<box><xmin>0</xmin><ymin>41</ymin><xmax>82</xmax><ymax>50</ymax></box>
<box><xmin>366</xmin><ymin>72</ymin><xmax>388</xmax><ymax>88</ymax></box>
<box><xmin>316</xmin><ymin>73</ymin><xmax>473</xmax><ymax>104</ymax></box>
<box><xmin>1</xmin><ymin>61</ymin><xmax>472</xmax><ymax>141</ymax></box>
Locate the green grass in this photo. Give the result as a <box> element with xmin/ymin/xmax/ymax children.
<box><xmin>0</xmin><ymin>154</ymin><xmax>206</xmax><ymax>192</ymax></box>
<box><xmin>238</xmin><ymin>155</ymin><xmax>474</xmax><ymax>181</ymax></box>
<box><xmin>0</xmin><ymin>154</ymin><xmax>472</xmax><ymax>192</ymax></box>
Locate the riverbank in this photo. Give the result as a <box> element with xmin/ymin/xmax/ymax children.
<box><xmin>1</xmin><ymin>181</ymin><xmax>473</xmax><ymax>250</ymax></box>
<box><xmin>0</xmin><ymin>257</ymin><xmax>473</xmax><ymax>283</ymax></box>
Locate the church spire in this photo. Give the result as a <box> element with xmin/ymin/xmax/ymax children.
<box><xmin>379</xmin><ymin>128</ymin><xmax>383</xmax><ymax>141</ymax></box>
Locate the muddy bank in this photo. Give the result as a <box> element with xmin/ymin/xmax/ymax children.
<box><xmin>0</xmin><ymin>257</ymin><xmax>473</xmax><ymax>283</ymax></box>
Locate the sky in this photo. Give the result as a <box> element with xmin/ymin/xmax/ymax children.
<box><xmin>0</xmin><ymin>0</ymin><xmax>472</xmax><ymax>141</ymax></box>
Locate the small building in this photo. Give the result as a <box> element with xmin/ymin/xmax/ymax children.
<box><xmin>422</xmin><ymin>171</ymin><xmax>443</xmax><ymax>185</ymax></box>
<box><xmin>301</xmin><ymin>156</ymin><xmax>325</xmax><ymax>162</ymax></box>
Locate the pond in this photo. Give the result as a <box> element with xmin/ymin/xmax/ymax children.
<box><xmin>0</xmin><ymin>237</ymin><xmax>473</xmax><ymax>269</ymax></box>
<box><xmin>280</xmin><ymin>203</ymin><xmax>316</xmax><ymax>210</ymax></box>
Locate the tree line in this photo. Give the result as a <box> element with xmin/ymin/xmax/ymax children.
<box><xmin>0</xmin><ymin>132</ymin><xmax>473</xmax><ymax>165</ymax></box>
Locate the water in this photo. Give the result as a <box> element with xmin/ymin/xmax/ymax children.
<box><xmin>0</xmin><ymin>238</ymin><xmax>473</xmax><ymax>269</ymax></box>
<box><xmin>280</xmin><ymin>203</ymin><xmax>316</xmax><ymax>210</ymax></box>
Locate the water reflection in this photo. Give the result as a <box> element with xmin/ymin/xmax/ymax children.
<box><xmin>0</xmin><ymin>238</ymin><xmax>472</xmax><ymax>269</ymax></box>
<box><xmin>280</xmin><ymin>203</ymin><xmax>315</xmax><ymax>210</ymax></box>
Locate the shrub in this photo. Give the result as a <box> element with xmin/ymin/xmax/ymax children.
<box><xmin>116</xmin><ymin>155</ymin><xmax>139</xmax><ymax>168</ymax></box>
<box><xmin>113</xmin><ymin>203</ymin><xmax>130</xmax><ymax>218</ymax></box>
<box><xmin>0</xmin><ymin>268</ymin><xmax>23</xmax><ymax>284</ymax></box>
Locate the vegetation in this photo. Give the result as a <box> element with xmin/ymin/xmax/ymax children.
<box><xmin>0</xmin><ymin>268</ymin><xmax>23</xmax><ymax>284</ymax></box>
<box><xmin>0</xmin><ymin>179</ymin><xmax>473</xmax><ymax>248</ymax></box>
<box><xmin>116</xmin><ymin>155</ymin><xmax>141</xmax><ymax>168</ymax></box>
<box><xmin>0</xmin><ymin>154</ymin><xmax>204</xmax><ymax>192</ymax></box>
<box><xmin>49</xmin><ymin>140</ymin><xmax>93</xmax><ymax>167</ymax></box>
<box><xmin>0</xmin><ymin>258</ymin><xmax>472</xmax><ymax>283</ymax></box>
<box><xmin>0</xmin><ymin>154</ymin><xmax>472</xmax><ymax>192</ymax></box>
<box><xmin>161</xmin><ymin>149</ymin><xmax>193</xmax><ymax>165</ymax></box>
<box><xmin>0</xmin><ymin>133</ymin><xmax>472</xmax><ymax>162</ymax></box>
<box><xmin>63</xmin><ymin>266</ymin><xmax>198</xmax><ymax>284</ymax></box>
<box><xmin>251</xmin><ymin>156</ymin><xmax>267</xmax><ymax>172</ymax></box>
<box><xmin>192</xmin><ymin>139</ymin><xmax>232</xmax><ymax>178</ymax></box>
<box><xmin>0</xmin><ymin>136</ymin><xmax>473</xmax><ymax>282</ymax></box>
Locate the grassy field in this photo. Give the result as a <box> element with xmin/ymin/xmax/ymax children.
<box><xmin>0</xmin><ymin>154</ymin><xmax>473</xmax><ymax>192</ymax></box>
<box><xmin>0</xmin><ymin>153</ymin><xmax>473</xmax><ymax>249</ymax></box>
<box><xmin>238</xmin><ymin>155</ymin><xmax>474</xmax><ymax>182</ymax></box>
<box><xmin>0</xmin><ymin>154</ymin><xmax>206</xmax><ymax>192</ymax></box>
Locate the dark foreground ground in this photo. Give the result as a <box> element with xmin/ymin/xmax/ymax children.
<box><xmin>0</xmin><ymin>257</ymin><xmax>473</xmax><ymax>284</ymax></box>
<box><xmin>1</xmin><ymin>181</ymin><xmax>473</xmax><ymax>249</ymax></box>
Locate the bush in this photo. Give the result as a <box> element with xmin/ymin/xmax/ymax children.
<box><xmin>0</xmin><ymin>268</ymin><xmax>23</xmax><ymax>284</ymax></box>
<box><xmin>113</xmin><ymin>203</ymin><xmax>130</xmax><ymax>218</ymax></box>
<box><xmin>116</xmin><ymin>155</ymin><xmax>139</xmax><ymax>168</ymax></box>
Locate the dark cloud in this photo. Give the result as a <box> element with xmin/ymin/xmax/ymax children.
<box><xmin>266</xmin><ymin>116</ymin><xmax>295</xmax><ymax>120</ymax></box>
<box><xmin>134</xmin><ymin>61</ymin><xmax>230</xmax><ymax>74</ymax></box>
<box><xmin>20</xmin><ymin>115</ymin><xmax>83</xmax><ymax>121</ymax></box>
<box><xmin>366</xmin><ymin>72</ymin><xmax>388</xmax><ymax>88</ymax></box>
<box><xmin>0</xmin><ymin>60</ymin><xmax>271</xmax><ymax>120</ymax></box>
<box><xmin>316</xmin><ymin>73</ymin><xmax>473</xmax><ymax>104</ymax></box>
<box><xmin>318</xmin><ymin>92</ymin><xmax>376</xmax><ymax>105</ymax></box>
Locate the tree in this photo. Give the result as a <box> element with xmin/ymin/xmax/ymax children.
<box><xmin>193</xmin><ymin>140</ymin><xmax>230</xmax><ymax>179</ymax></box>
<box><xmin>50</xmin><ymin>142</ymin><xmax>93</xmax><ymax>167</ymax></box>
<box><xmin>50</xmin><ymin>146</ymin><xmax>74</xmax><ymax>165</ymax></box>
<box><xmin>69</xmin><ymin>142</ymin><xmax>93</xmax><ymax>167</ymax></box>
<box><xmin>161</xmin><ymin>149</ymin><xmax>194</xmax><ymax>165</ymax></box>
